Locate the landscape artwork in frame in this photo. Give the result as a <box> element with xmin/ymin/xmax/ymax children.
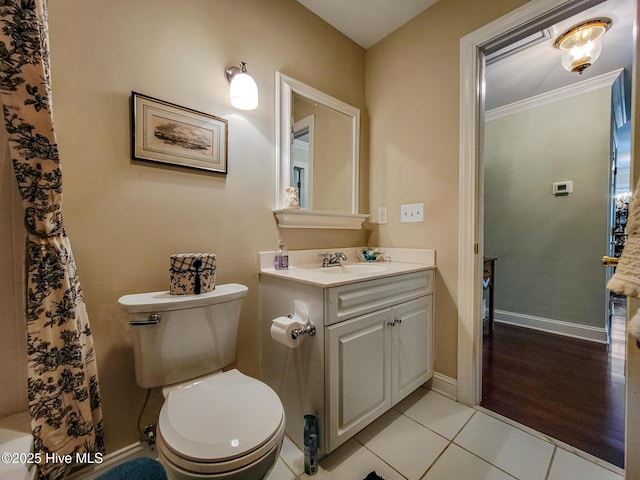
<box><xmin>132</xmin><ymin>92</ymin><xmax>228</xmax><ymax>173</ymax></box>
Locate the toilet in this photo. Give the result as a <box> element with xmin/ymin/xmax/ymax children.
<box><xmin>118</xmin><ymin>284</ymin><xmax>285</xmax><ymax>480</ymax></box>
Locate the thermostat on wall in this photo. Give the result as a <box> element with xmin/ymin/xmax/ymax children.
<box><xmin>552</xmin><ymin>181</ymin><xmax>573</xmax><ymax>196</ymax></box>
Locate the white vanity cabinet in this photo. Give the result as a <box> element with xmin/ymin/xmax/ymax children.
<box><xmin>259</xmin><ymin>252</ymin><xmax>434</xmax><ymax>458</ymax></box>
<box><xmin>325</xmin><ymin>271</ymin><xmax>433</xmax><ymax>451</ymax></box>
<box><xmin>326</xmin><ymin>308</ymin><xmax>390</xmax><ymax>450</ymax></box>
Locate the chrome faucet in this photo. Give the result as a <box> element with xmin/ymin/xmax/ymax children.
<box><xmin>319</xmin><ymin>251</ymin><xmax>347</xmax><ymax>267</ymax></box>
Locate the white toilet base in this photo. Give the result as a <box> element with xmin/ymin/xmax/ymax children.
<box><xmin>157</xmin><ymin>432</ymin><xmax>283</xmax><ymax>480</ymax></box>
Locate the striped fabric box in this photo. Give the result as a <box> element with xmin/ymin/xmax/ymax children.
<box><xmin>169</xmin><ymin>253</ymin><xmax>216</xmax><ymax>295</ymax></box>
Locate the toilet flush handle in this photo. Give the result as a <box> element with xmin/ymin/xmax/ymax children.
<box><xmin>130</xmin><ymin>313</ymin><xmax>161</xmax><ymax>326</ymax></box>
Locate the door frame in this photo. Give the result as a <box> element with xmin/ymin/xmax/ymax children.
<box><xmin>458</xmin><ymin>0</ymin><xmax>637</xmax><ymax>475</ymax></box>
<box><xmin>292</xmin><ymin>114</ymin><xmax>315</xmax><ymax>209</ymax></box>
<box><xmin>458</xmin><ymin>0</ymin><xmax>587</xmax><ymax>406</ymax></box>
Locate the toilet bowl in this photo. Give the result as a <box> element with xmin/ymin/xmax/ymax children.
<box><xmin>118</xmin><ymin>284</ymin><xmax>285</xmax><ymax>480</ymax></box>
<box><xmin>156</xmin><ymin>370</ymin><xmax>285</xmax><ymax>480</ymax></box>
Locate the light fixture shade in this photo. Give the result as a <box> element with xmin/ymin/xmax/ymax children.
<box><xmin>225</xmin><ymin>62</ymin><xmax>258</xmax><ymax>110</ymax></box>
<box><xmin>554</xmin><ymin>18</ymin><xmax>611</xmax><ymax>74</ymax></box>
<box><xmin>230</xmin><ymin>73</ymin><xmax>258</xmax><ymax>110</ymax></box>
<box><xmin>560</xmin><ymin>40</ymin><xmax>601</xmax><ymax>73</ymax></box>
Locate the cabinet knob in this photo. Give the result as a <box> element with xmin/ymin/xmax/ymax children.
<box><xmin>387</xmin><ymin>318</ymin><xmax>402</xmax><ymax>327</ymax></box>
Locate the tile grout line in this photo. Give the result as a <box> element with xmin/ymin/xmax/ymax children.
<box><xmin>392</xmin><ymin>403</ymin><xmax>457</xmax><ymax>444</ymax></box>
<box><xmin>288</xmin><ymin>392</ymin><xmax>547</xmax><ymax>480</ymax></box>
<box><xmin>278</xmin><ymin>437</ymin><xmax>304</xmax><ymax>479</ymax></box>
<box><xmin>393</xmin><ymin>401</ymin><xmax>480</xmax><ymax>480</ymax></box>
<box><xmin>394</xmin><ymin>401</ymin><xmax>466</xmax><ymax>473</ymax></box>
<box><xmin>447</xmin><ymin>410</ymin><xmax>520</xmax><ymax>480</ymax></box>
<box><xmin>449</xmin><ymin>407</ymin><xmax>477</xmax><ymax>444</ymax></box>
<box><xmin>352</xmin><ymin>432</ymin><xmax>410</xmax><ymax>480</ymax></box>
<box><xmin>290</xmin><ymin>386</ymin><xmax>624</xmax><ymax>480</ymax></box>
<box><xmin>387</xmin><ymin>394</ymin><xmax>483</xmax><ymax>480</ymax></box>
<box><xmin>417</xmin><ymin>437</ymin><xmax>455</xmax><ymax>480</ymax></box>
<box><xmin>447</xmin><ymin>441</ymin><xmax>520</xmax><ymax>480</ymax></box>
<box><xmin>544</xmin><ymin>446</ymin><xmax>558</xmax><ymax>480</ymax></box>
<box><xmin>278</xmin><ymin>455</ymin><xmax>298</xmax><ymax>480</ymax></box>
<box><xmin>475</xmin><ymin>405</ymin><xmax>624</xmax><ymax>476</ymax></box>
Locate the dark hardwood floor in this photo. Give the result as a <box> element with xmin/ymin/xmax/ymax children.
<box><xmin>481</xmin><ymin>300</ymin><xmax>626</xmax><ymax>468</ymax></box>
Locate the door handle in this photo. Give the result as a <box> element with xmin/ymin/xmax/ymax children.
<box><xmin>602</xmin><ymin>256</ymin><xmax>619</xmax><ymax>267</ymax></box>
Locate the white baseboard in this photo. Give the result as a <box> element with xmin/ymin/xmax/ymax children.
<box><xmin>429</xmin><ymin>372</ymin><xmax>458</xmax><ymax>400</ymax></box>
<box><xmin>495</xmin><ymin>310</ymin><xmax>608</xmax><ymax>343</ymax></box>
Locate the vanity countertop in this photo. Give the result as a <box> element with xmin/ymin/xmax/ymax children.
<box><xmin>259</xmin><ymin>247</ymin><xmax>435</xmax><ymax>287</ymax></box>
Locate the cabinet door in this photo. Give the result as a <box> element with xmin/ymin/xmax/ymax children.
<box><xmin>391</xmin><ymin>295</ymin><xmax>433</xmax><ymax>405</ymax></box>
<box><xmin>326</xmin><ymin>308</ymin><xmax>391</xmax><ymax>452</ymax></box>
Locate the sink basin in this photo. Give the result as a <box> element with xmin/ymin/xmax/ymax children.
<box><xmin>295</xmin><ymin>263</ymin><xmax>388</xmax><ymax>275</ymax></box>
<box><xmin>319</xmin><ymin>264</ymin><xmax>387</xmax><ymax>275</ymax></box>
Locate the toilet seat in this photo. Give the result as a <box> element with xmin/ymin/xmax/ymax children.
<box><xmin>157</xmin><ymin>369</ymin><xmax>285</xmax><ymax>475</ymax></box>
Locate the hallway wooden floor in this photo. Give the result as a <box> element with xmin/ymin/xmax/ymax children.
<box><xmin>481</xmin><ymin>303</ymin><xmax>626</xmax><ymax>468</ymax></box>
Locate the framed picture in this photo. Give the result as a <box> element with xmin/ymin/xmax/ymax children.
<box><xmin>131</xmin><ymin>92</ymin><xmax>228</xmax><ymax>174</ymax></box>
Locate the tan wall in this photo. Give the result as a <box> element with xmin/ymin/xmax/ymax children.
<box><xmin>0</xmin><ymin>116</ymin><xmax>27</xmax><ymax>418</ymax></box>
<box><xmin>484</xmin><ymin>89</ymin><xmax>610</xmax><ymax>329</ymax></box>
<box><xmin>16</xmin><ymin>0</ymin><xmax>371</xmax><ymax>453</ymax></box>
<box><xmin>366</xmin><ymin>0</ymin><xmax>528</xmax><ymax>379</ymax></box>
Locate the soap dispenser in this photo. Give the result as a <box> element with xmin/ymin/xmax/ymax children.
<box><xmin>275</xmin><ymin>240</ymin><xmax>289</xmax><ymax>270</ymax></box>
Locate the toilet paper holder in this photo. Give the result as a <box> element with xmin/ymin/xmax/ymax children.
<box><xmin>288</xmin><ymin>315</ymin><xmax>316</xmax><ymax>339</ymax></box>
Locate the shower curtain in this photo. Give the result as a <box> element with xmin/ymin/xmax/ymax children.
<box><xmin>0</xmin><ymin>1</ymin><xmax>104</xmax><ymax>479</ymax></box>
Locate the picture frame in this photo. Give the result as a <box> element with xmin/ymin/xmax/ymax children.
<box><xmin>131</xmin><ymin>92</ymin><xmax>228</xmax><ymax>174</ymax></box>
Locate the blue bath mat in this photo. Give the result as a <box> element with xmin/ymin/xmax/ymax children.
<box><xmin>95</xmin><ymin>457</ymin><xmax>167</xmax><ymax>480</ymax></box>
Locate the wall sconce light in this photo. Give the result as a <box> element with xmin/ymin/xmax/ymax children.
<box><xmin>225</xmin><ymin>61</ymin><xmax>258</xmax><ymax>110</ymax></box>
<box><xmin>554</xmin><ymin>18</ymin><xmax>611</xmax><ymax>74</ymax></box>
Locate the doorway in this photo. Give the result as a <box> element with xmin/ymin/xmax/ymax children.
<box><xmin>291</xmin><ymin>114</ymin><xmax>314</xmax><ymax>209</ymax></box>
<box><xmin>480</xmin><ymin>40</ymin><xmax>629</xmax><ymax>466</ymax></box>
<box><xmin>457</xmin><ymin>0</ymin><xmax>636</xmax><ymax>474</ymax></box>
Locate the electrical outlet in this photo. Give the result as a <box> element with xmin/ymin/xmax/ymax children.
<box><xmin>401</xmin><ymin>203</ymin><xmax>424</xmax><ymax>223</ymax></box>
<box><xmin>377</xmin><ymin>206</ymin><xmax>388</xmax><ymax>224</ymax></box>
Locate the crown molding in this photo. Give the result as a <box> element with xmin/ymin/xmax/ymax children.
<box><xmin>486</xmin><ymin>68</ymin><xmax>624</xmax><ymax>121</ymax></box>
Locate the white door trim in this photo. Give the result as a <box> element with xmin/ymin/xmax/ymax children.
<box><xmin>457</xmin><ymin>0</ymin><xmax>599</xmax><ymax>406</ymax></box>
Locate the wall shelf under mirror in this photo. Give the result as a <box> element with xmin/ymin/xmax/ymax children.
<box><xmin>273</xmin><ymin>208</ymin><xmax>369</xmax><ymax>229</ymax></box>
<box><xmin>274</xmin><ymin>72</ymin><xmax>369</xmax><ymax>229</ymax></box>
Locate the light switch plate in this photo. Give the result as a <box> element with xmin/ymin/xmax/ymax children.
<box><xmin>401</xmin><ymin>203</ymin><xmax>424</xmax><ymax>223</ymax></box>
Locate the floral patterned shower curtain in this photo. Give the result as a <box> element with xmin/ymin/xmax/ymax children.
<box><xmin>0</xmin><ymin>1</ymin><xmax>104</xmax><ymax>479</ymax></box>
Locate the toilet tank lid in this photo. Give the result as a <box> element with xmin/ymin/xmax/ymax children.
<box><xmin>118</xmin><ymin>283</ymin><xmax>248</xmax><ymax>313</ymax></box>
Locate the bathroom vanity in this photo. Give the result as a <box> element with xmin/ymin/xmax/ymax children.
<box><xmin>259</xmin><ymin>248</ymin><xmax>435</xmax><ymax>456</ymax></box>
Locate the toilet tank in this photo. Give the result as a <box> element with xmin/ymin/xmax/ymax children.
<box><xmin>118</xmin><ymin>283</ymin><xmax>248</xmax><ymax>388</ymax></box>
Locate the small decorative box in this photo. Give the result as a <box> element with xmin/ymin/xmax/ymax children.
<box><xmin>169</xmin><ymin>253</ymin><xmax>216</xmax><ymax>295</ymax></box>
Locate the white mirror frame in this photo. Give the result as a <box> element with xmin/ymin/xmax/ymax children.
<box><xmin>274</xmin><ymin>72</ymin><xmax>368</xmax><ymax>229</ymax></box>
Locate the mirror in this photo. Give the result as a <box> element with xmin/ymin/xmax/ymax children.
<box><xmin>275</xmin><ymin>72</ymin><xmax>368</xmax><ymax>229</ymax></box>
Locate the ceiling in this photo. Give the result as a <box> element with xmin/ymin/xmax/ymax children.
<box><xmin>296</xmin><ymin>0</ymin><xmax>634</xmax><ymax>110</ymax></box>
<box><xmin>295</xmin><ymin>0</ymin><xmax>439</xmax><ymax>49</ymax></box>
<box><xmin>485</xmin><ymin>0</ymin><xmax>634</xmax><ymax>110</ymax></box>
<box><xmin>484</xmin><ymin>0</ymin><xmax>634</xmax><ymax>183</ymax></box>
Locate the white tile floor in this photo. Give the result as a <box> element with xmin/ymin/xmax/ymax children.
<box><xmin>268</xmin><ymin>387</ymin><xmax>624</xmax><ymax>480</ymax></box>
